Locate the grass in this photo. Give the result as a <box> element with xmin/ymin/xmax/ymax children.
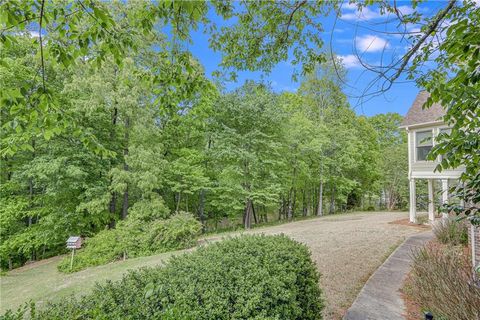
<box><xmin>0</xmin><ymin>211</ymin><xmax>423</xmax><ymax>319</ymax></box>
<box><xmin>0</xmin><ymin>250</ymin><xmax>183</xmax><ymax>313</ymax></box>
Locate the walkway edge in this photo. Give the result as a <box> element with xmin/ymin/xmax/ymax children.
<box><xmin>343</xmin><ymin>231</ymin><xmax>434</xmax><ymax>320</ymax></box>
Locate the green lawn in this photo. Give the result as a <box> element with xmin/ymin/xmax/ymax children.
<box><xmin>0</xmin><ymin>250</ymin><xmax>185</xmax><ymax>313</ymax></box>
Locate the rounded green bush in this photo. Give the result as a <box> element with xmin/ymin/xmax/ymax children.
<box><xmin>8</xmin><ymin>235</ymin><xmax>324</xmax><ymax>319</ymax></box>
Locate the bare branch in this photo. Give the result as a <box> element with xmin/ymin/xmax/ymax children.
<box><xmin>282</xmin><ymin>0</ymin><xmax>307</xmax><ymax>43</ymax></box>
<box><xmin>386</xmin><ymin>0</ymin><xmax>455</xmax><ymax>86</ymax></box>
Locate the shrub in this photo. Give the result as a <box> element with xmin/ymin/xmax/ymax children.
<box><xmin>147</xmin><ymin>211</ymin><xmax>202</xmax><ymax>250</ymax></box>
<box><xmin>432</xmin><ymin>218</ymin><xmax>468</xmax><ymax>246</ymax></box>
<box><xmin>8</xmin><ymin>235</ymin><xmax>324</xmax><ymax>320</ymax></box>
<box><xmin>406</xmin><ymin>242</ymin><xmax>480</xmax><ymax>320</ymax></box>
<box><xmin>57</xmin><ymin>212</ymin><xmax>201</xmax><ymax>273</ymax></box>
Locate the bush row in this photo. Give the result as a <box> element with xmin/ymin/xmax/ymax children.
<box><xmin>4</xmin><ymin>235</ymin><xmax>324</xmax><ymax>319</ymax></box>
<box><xmin>57</xmin><ymin>212</ymin><xmax>202</xmax><ymax>273</ymax></box>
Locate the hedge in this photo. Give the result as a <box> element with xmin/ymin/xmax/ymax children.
<box><xmin>4</xmin><ymin>235</ymin><xmax>324</xmax><ymax>319</ymax></box>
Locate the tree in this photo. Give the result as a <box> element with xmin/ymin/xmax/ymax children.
<box><xmin>421</xmin><ymin>1</ymin><xmax>480</xmax><ymax>224</ymax></box>
<box><xmin>369</xmin><ymin>113</ymin><xmax>408</xmax><ymax>210</ymax></box>
<box><xmin>209</xmin><ymin>82</ymin><xmax>284</xmax><ymax>229</ymax></box>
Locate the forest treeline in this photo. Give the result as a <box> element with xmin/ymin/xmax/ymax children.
<box><xmin>1</xmin><ymin>33</ymin><xmax>407</xmax><ymax>270</ymax></box>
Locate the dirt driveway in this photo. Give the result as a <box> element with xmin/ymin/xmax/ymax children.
<box><xmin>205</xmin><ymin>211</ymin><xmax>425</xmax><ymax>319</ymax></box>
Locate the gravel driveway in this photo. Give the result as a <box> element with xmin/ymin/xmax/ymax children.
<box><xmin>205</xmin><ymin>211</ymin><xmax>425</xmax><ymax>319</ymax></box>
<box><xmin>1</xmin><ymin>211</ymin><xmax>423</xmax><ymax>319</ymax></box>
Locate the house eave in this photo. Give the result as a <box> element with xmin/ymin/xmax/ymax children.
<box><xmin>399</xmin><ymin>120</ymin><xmax>444</xmax><ymax>130</ymax></box>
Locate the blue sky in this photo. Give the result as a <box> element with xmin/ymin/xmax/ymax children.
<box><xmin>184</xmin><ymin>1</ymin><xmax>452</xmax><ymax>117</ymax></box>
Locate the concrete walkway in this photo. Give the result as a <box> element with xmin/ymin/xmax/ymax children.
<box><xmin>344</xmin><ymin>231</ymin><xmax>433</xmax><ymax>320</ymax></box>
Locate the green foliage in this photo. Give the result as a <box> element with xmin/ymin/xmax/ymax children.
<box><xmin>406</xmin><ymin>242</ymin><xmax>480</xmax><ymax>319</ymax></box>
<box><xmin>208</xmin><ymin>82</ymin><xmax>285</xmax><ymax>227</ymax></box>
<box><xmin>5</xmin><ymin>235</ymin><xmax>323</xmax><ymax>320</ymax></box>
<box><xmin>57</xmin><ymin>213</ymin><xmax>201</xmax><ymax>273</ymax></box>
<box><xmin>1</xmin><ymin>1</ymin><xmax>410</xmax><ymax>271</ymax></box>
<box><xmin>432</xmin><ymin>218</ymin><xmax>468</xmax><ymax>246</ymax></box>
<box><xmin>368</xmin><ymin>113</ymin><xmax>408</xmax><ymax>210</ymax></box>
<box><xmin>417</xmin><ymin>1</ymin><xmax>480</xmax><ymax>225</ymax></box>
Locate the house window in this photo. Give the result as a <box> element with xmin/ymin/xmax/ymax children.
<box><xmin>416</xmin><ymin>130</ymin><xmax>433</xmax><ymax>161</ymax></box>
<box><xmin>439</xmin><ymin>128</ymin><xmax>451</xmax><ymax>136</ymax></box>
<box><xmin>438</xmin><ymin>128</ymin><xmax>451</xmax><ymax>162</ymax></box>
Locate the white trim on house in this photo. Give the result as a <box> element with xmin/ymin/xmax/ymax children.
<box><xmin>404</xmin><ymin>119</ymin><xmax>463</xmax><ymax>225</ymax></box>
<box><xmin>399</xmin><ymin>120</ymin><xmax>443</xmax><ymax>129</ymax></box>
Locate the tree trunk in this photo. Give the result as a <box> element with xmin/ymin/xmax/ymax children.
<box><xmin>28</xmin><ymin>178</ymin><xmax>34</xmax><ymax>227</ymax></box>
<box><xmin>110</xmin><ymin>189</ymin><xmax>116</xmax><ymax>212</ymax></box>
<box><xmin>121</xmin><ymin>185</ymin><xmax>128</xmax><ymax>220</ymax></box>
<box><xmin>302</xmin><ymin>189</ymin><xmax>307</xmax><ymax>216</ymax></box>
<box><xmin>317</xmin><ymin>180</ymin><xmax>324</xmax><ymax>216</ymax></box>
<box><xmin>329</xmin><ymin>185</ymin><xmax>336</xmax><ymax>214</ymax></box>
<box><xmin>278</xmin><ymin>198</ymin><xmax>283</xmax><ymax>220</ymax></box>
<box><xmin>198</xmin><ymin>189</ymin><xmax>206</xmax><ymax>231</ymax></box>
<box><xmin>176</xmin><ymin>192</ymin><xmax>181</xmax><ymax>212</ymax></box>
<box><xmin>108</xmin><ymin>189</ymin><xmax>117</xmax><ymax>228</ymax></box>
<box><xmin>108</xmin><ymin>106</ymin><xmax>118</xmax><ymax>227</ymax></box>
<box><xmin>287</xmin><ymin>188</ymin><xmax>294</xmax><ymax>221</ymax></box>
<box><xmin>252</xmin><ymin>201</ymin><xmax>258</xmax><ymax>224</ymax></box>
<box><xmin>28</xmin><ymin>138</ymin><xmax>36</xmax><ymax>260</ymax></box>
<box><xmin>121</xmin><ymin>117</ymin><xmax>129</xmax><ymax>220</ymax></box>
<box><xmin>244</xmin><ymin>198</ymin><xmax>253</xmax><ymax>229</ymax></box>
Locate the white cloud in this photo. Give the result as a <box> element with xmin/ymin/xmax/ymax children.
<box><xmin>338</xmin><ymin>54</ymin><xmax>361</xmax><ymax>69</ymax></box>
<box><xmin>396</xmin><ymin>5</ymin><xmax>415</xmax><ymax>15</ymax></box>
<box><xmin>342</xmin><ymin>7</ymin><xmax>382</xmax><ymax>21</ymax></box>
<box><xmin>343</xmin><ymin>2</ymin><xmax>358</xmax><ymax>10</ymax></box>
<box><xmin>28</xmin><ymin>31</ymin><xmax>40</xmax><ymax>38</ymax></box>
<box><xmin>341</xmin><ymin>3</ymin><xmax>416</xmax><ymax>21</ymax></box>
<box><xmin>14</xmin><ymin>30</ymin><xmax>40</xmax><ymax>38</ymax></box>
<box><xmin>341</xmin><ymin>3</ymin><xmax>383</xmax><ymax>21</ymax></box>
<box><xmin>356</xmin><ymin>35</ymin><xmax>389</xmax><ymax>53</ymax></box>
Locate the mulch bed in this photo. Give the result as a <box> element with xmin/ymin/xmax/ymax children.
<box><xmin>389</xmin><ymin>218</ymin><xmax>431</xmax><ymax>229</ymax></box>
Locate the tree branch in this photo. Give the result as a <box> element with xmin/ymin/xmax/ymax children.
<box><xmin>39</xmin><ymin>0</ymin><xmax>46</xmax><ymax>92</ymax></box>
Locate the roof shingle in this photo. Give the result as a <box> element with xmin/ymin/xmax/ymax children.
<box><xmin>401</xmin><ymin>91</ymin><xmax>445</xmax><ymax>127</ymax></box>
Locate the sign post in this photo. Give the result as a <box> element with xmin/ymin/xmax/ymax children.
<box><xmin>66</xmin><ymin>236</ymin><xmax>82</xmax><ymax>271</ymax></box>
<box><xmin>70</xmin><ymin>248</ymin><xmax>75</xmax><ymax>270</ymax></box>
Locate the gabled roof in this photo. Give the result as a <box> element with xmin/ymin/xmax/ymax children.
<box><xmin>401</xmin><ymin>91</ymin><xmax>445</xmax><ymax>128</ymax></box>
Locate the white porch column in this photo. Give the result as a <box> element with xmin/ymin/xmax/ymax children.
<box><xmin>441</xmin><ymin>179</ymin><xmax>449</xmax><ymax>219</ymax></box>
<box><xmin>409</xmin><ymin>178</ymin><xmax>417</xmax><ymax>223</ymax></box>
<box><xmin>427</xmin><ymin>179</ymin><xmax>435</xmax><ymax>222</ymax></box>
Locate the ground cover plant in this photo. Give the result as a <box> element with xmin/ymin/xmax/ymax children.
<box><xmin>57</xmin><ymin>212</ymin><xmax>201</xmax><ymax>273</ymax></box>
<box><xmin>432</xmin><ymin>217</ymin><xmax>468</xmax><ymax>246</ymax></box>
<box><xmin>2</xmin><ymin>235</ymin><xmax>324</xmax><ymax>320</ymax></box>
<box><xmin>405</xmin><ymin>241</ymin><xmax>480</xmax><ymax>320</ymax></box>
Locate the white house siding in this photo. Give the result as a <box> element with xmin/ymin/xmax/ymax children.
<box><xmin>407</xmin><ymin>124</ymin><xmax>464</xmax><ymax>180</ymax></box>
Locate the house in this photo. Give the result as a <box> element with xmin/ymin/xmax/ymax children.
<box><xmin>400</xmin><ymin>91</ymin><xmax>464</xmax><ymax>224</ymax></box>
<box><xmin>401</xmin><ymin>92</ymin><xmax>480</xmax><ymax>273</ymax></box>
